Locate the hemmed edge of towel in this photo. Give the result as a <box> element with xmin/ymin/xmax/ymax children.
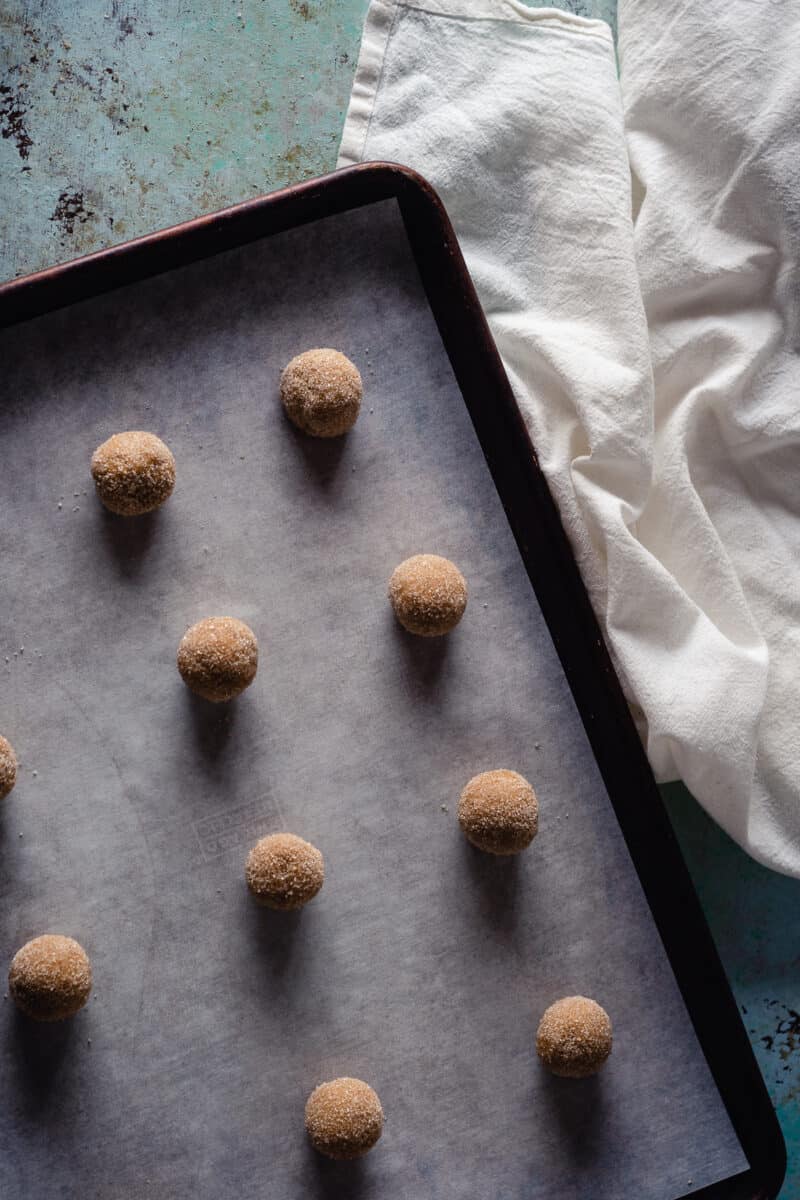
<box><xmin>338</xmin><ymin>0</ymin><xmax>613</xmax><ymax>169</ymax></box>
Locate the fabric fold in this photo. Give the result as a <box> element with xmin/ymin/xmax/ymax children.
<box><xmin>338</xmin><ymin>0</ymin><xmax>800</xmax><ymax>875</ymax></box>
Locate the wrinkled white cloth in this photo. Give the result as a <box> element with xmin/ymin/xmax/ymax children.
<box><xmin>338</xmin><ymin>0</ymin><xmax>800</xmax><ymax>875</ymax></box>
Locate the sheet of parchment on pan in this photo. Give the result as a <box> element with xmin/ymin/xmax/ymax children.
<box><xmin>0</xmin><ymin>198</ymin><xmax>746</xmax><ymax>1199</ymax></box>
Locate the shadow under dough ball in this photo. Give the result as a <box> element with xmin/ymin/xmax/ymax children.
<box><xmin>536</xmin><ymin>996</ymin><xmax>612</xmax><ymax>1078</ymax></box>
<box><xmin>0</xmin><ymin>734</ymin><xmax>17</xmax><ymax>800</ymax></box>
<box><xmin>91</xmin><ymin>430</ymin><xmax>176</xmax><ymax>515</ymax></box>
<box><xmin>9</xmin><ymin>935</ymin><xmax>92</xmax><ymax>1021</ymax></box>
<box><xmin>389</xmin><ymin>554</ymin><xmax>467</xmax><ymax>636</ymax></box>
<box><xmin>458</xmin><ymin>769</ymin><xmax>538</xmax><ymax>854</ymax></box>
<box><xmin>280</xmin><ymin>348</ymin><xmax>362</xmax><ymax>437</ymax></box>
<box><xmin>177</xmin><ymin>616</ymin><xmax>258</xmax><ymax>702</ymax></box>
<box><xmin>245</xmin><ymin>833</ymin><xmax>324</xmax><ymax>910</ymax></box>
<box><xmin>305</xmin><ymin>1077</ymin><xmax>384</xmax><ymax>1160</ymax></box>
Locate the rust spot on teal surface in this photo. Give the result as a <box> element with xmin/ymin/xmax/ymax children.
<box><xmin>0</xmin><ymin>80</ymin><xmax>33</xmax><ymax>159</ymax></box>
<box><xmin>2</xmin><ymin>0</ymin><xmax>383</xmax><ymax>279</ymax></box>
<box><xmin>281</xmin><ymin>143</ymin><xmax>315</xmax><ymax>171</ymax></box>
<box><xmin>49</xmin><ymin>189</ymin><xmax>92</xmax><ymax>235</ymax></box>
<box><xmin>762</xmin><ymin>1001</ymin><xmax>800</xmax><ymax>1064</ymax></box>
<box><xmin>289</xmin><ymin>0</ymin><xmax>313</xmax><ymax>20</ymax></box>
<box><xmin>272</xmin><ymin>142</ymin><xmax>319</xmax><ymax>187</ymax></box>
<box><xmin>212</xmin><ymin>88</ymin><xmax>235</xmax><ymax>109</ymax></box>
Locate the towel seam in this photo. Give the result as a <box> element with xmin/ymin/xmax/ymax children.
<box><xmin>386</xmin><ymin>1</ymin><xmax>612</xmax><ymax>41</ymax></box>
<box><xmin>338</xmin><ymin>0</ymin><xmax>613</xmax><ymax>168</ymax></box>
<box><xmin>363</xmin><ymin>0</ymin><xmax>403</xmax><ymax>161</ymax></box>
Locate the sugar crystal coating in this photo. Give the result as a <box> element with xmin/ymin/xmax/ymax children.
<box><xmin>9</xmin><ymin>935</ymin><xmax>92</xmax><ymax>1021</ymax></box>
<box><xmin>305</xmin><ymin>1077</ymin><xmax>384</xmax><ymax>1159</ymax></box>
<box><xmin>280</xmin><ymin>348</ymin><xmax>362</xmax><ymax>437</ymax></box>
<box><xmin>389</xmin><ymin>554</ymin><xmax>467</xmax><ymax>637</ymax></box>
<box><xmin>0</xmin><ymin>735</ymin><xmax>17</xmax><ymax>800</ymax></box>
<box><xmin>536</xmin><ymin>996</ymin><xmax>612</xmax><ymax>1077</ymax></box>
<box><xmin>245</xmin><ymin>833</ymin><xmax>324</xmax><ymax>910</ymax></box>
<box><xmin>91</xmin><ymin>431</ymin><xmax>175</xmax><ymax>515</ymax></box>
<box><xmin>177</xmin><ymin>616</ymin><xmax>258</xmax><ymax>702</ymax></box>
<box><xmin>458</xmin><ymin>769</ymin><xmax>538</xmax><ymax>854</ymax></box>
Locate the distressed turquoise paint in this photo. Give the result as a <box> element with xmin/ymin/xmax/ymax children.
<box><xmin>0</xmin><ymin>0</ymin><xmax>614</xmax><ymax>280</ymax></box>
<box><xmin>1</xmin><ymin>1</ymin><xmax>795</xmax><ymax>1194</ymax></box>
<box><xmin>0</xmin><ymin>0</ymin><xmax>368</xmax><ymax>277</ymax></box>
<box><xmin>663</xmin><ymin>783</ymin><xmax>799</xmax><ymax>1197</ymax></box>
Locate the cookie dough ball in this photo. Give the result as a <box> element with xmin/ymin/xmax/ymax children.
<box><xmin>91</xmin><ymin>431</ymin><xmax>176</xmax><ymax>516</ymax></box>
<box><xmin>245</xmin><ymin>833</ymin><xmax>324</xmax><ymax>910</ymax></box>
<box><xmin>536</xmin><ymin>996</ymin><xmax>612</xmax><ymax>1078</ymax></box>
<box><xmin>0</xmin><ymin>735</ymin><xmax>17</xmax><ymax>800</ymax></box>
<box><xmin>280</xmin><ymin>348</ymin><xmax>362</xmax><ymax>438</ymax></box>
<box><xmin>9</xmin><ymin>935</ymin><xmax>92</xmax><ymax>1021</ymax></box>
<box><xmin>458</xmin><ymin>769</ymin><xmax>538</xmax><ymax>855</ymax></box>
<box><xmin>305</xmin><ymin>1077</ymin><xmax>384</xmax><ymax>1160</ymax></box>
<box><xmin>177</xmin><ymin>616</ymin><xmax>258</xmax><ymax>702</ymax></box>
<box><xmin>389</xmin><ymin>554</ymin><xmax>467</xmax><ymax>637</ymax></box>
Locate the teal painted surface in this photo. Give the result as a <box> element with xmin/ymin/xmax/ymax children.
<box><xmin>663</xmin><ymin>783</ymin><xmax>799</xmax><ymax>1198</ymax></box>
<box><xmin>0</xmin><ymin>0</ymin><xmax>367</xmax><ymax>278</ymax></box>
<box><xmin>0</xmin><ymin>0</ymin><xmax>614</xmax><ymax>280</ymax></box>
<box><xmin>1</xmin><ymin>1</ymin><xmax>795</xmax><ymax>1195</ymax></box>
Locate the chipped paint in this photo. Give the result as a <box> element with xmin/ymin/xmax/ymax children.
<box><xmin>0</xmin><ymin>0</ymin><xmax>369</xmax><ymax>277</ymax></box>
<box><xmin>0</xmin><ymin>81</ymin><xmax>33</xmax><ymax>158</ymax></box>
<box><xmin>49</xmin><ymin>189</ymin><xmax>93</xmax><ymax>236</ymax></box>
<box><xmin>289</xmin><ymin>0</ymin><xmax>314</xmax><ymax>21</ymax></box>
<box><xmin>663</xmin><ymin>782</ymin><xmax>799</xmax><ymax>1197</ymax></box>
<box><xmin>761</xmin><ymin>1001</ymin><xmax>800</xmax><ymax>1071</ymax></box>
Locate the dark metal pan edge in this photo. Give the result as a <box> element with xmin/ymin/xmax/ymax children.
<box><xmin>0</xmin><ymin>161</ymin><xmax>785</xmax><ymax>1200</ymax></box>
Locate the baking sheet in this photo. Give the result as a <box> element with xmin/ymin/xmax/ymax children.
<box><xmin>0</xmin><ymin>198</ymin><xmax>746</xmax><ymax>1199</ymax></box>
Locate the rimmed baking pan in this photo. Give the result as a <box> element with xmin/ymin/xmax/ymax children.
<box><xmin>0</xmin><ymin>164</ymin><xmax>784</xmax><ymax>1199</ymax></box>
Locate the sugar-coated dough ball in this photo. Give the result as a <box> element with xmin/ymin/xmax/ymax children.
<box><xmin>0</xmin><ymin>735</ymin><xmax>17</xmax><ymax>800</ymax></box>
<box><xmin>177</xmin><ymin>616</ymin><xmax>258</xmax><ymax>702</ymax></box>
<box><xmin>245</xmin><ymin>833</ymin><xmax>324</xmax><ymax>910</ymax></box>
<box><xmin>458</xmin><ymin>769</ymin><xmax>538</xmax><ymax>855</ymax></box>
<box><xmin>389</xmin><ymin>554</ymin><xmax>467</xmax><ymax>637</ymax></box>
<box><xmin>536</xmin><ymin>996</ymin><xmax>612</xmax><ymax>1078</ymax></box>
<box><xmin>280</xmin><ymin>348</ymin><xmax>362</xmax><ymax>437</ymax></box>
<box><xmin>9</xmin><ymin>935</ymin><xmax>92</xmax><ymax>1021</ymax></box>
<box><xmin>91</xmin><ymin>431</ymin><xmax>176</xmax><ymax>515</ymax></box>
<box><xmin>305</xmin><ymin>1077</ymin><xmax>384</xmax><ymax>1159</ymax></box>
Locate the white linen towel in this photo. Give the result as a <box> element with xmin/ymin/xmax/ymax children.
<box><xmin>338</xmin><ymin>0</ymin><xmax>800</xmax><ymax>875</ymax></box>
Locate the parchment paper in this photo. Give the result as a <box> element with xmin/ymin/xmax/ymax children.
<box><xmin>0</xmin><ymin>199</ymin><xmax>747</xmax><ymax>1199</ymax></box>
